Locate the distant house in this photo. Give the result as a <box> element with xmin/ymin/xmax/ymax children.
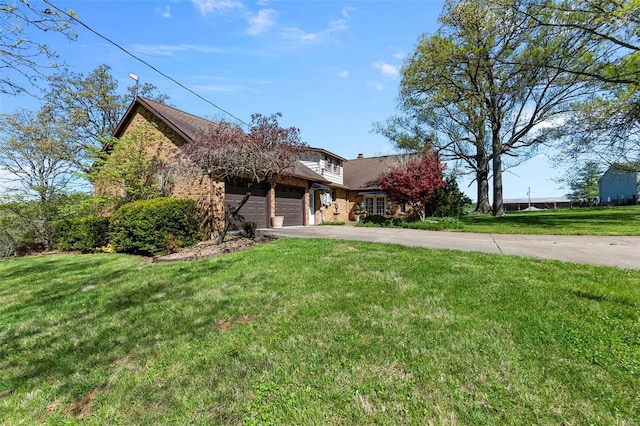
<box><xmin>503</xmin><ymin>197</ymin><xmax>573</xmax><ymax>212</ymax></box>
<box><xmin>98</xmin><ymin>98</ymin><xmax>428</xmax><ymax>230</ymax></box>
<box><xmin>599</xmin><ymin>164</ymin><xmax>640</xmax><ymax>205</ymax></box>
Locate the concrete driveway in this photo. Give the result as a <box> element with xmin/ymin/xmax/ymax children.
<box><xmin>264</xmin><ymin>226</ymin><xmax>640</xmax><ymax>270</ymax></box>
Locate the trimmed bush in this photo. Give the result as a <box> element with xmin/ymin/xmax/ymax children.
<box><xmin>358</xmin><ymin>215</ymin><xmax>403</xmax><ymax>227</ymax></box>
<box><xmin>360</xmin><ymin>214</ymin><xmax>387</xmax><ymax>225</ymax></box>
<box><xmin>110</xmin><ymin>198</ymin><xmax>201</xmax><ymax>256</ymax></box>
<box><xmin>424</xmin><ymin>176</ymin><xmax>472</xmax><ymax>218</ymax></box>
<box><xmin>54</xmin><ymin>216</ymin><xmax>111</xmax><ymax>253</ymax></box>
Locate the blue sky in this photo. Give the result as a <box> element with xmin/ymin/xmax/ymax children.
<box><xmin>1</xmin><ymin>0</ymin><xmax>567</xmax><ymax>200</ymax></box>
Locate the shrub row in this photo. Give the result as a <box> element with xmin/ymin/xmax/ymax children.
<box><xmin>359</xmin><ymin>215</ymin><xmax>403</xmax><ymax>227</ymax></box>
<box><xmin>54</xmin><ymin>216</ymin><xmax>111</xmax><ymax>252</ymax></box>
<box><xmin>53</xmin><ymin>198</ymin><xmax>202</xmax><ymax>256</ymax></box>
<box><xmin>357</xmin><ymin>215</ymin><xmax>463</xmax><ymax>231</ymax></box>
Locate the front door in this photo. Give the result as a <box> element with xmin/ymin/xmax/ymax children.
<box><xmin>309</xmin><ymin>189</ymin><xmax>315</xmax><ymax>225</ymax></box>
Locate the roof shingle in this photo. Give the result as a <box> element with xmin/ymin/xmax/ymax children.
<box><xmin>343</xmin><ymin>154</ymin><xmax>414</xmax><ymax>190</ymax></box>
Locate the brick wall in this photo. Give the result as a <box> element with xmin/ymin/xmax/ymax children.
<box><xmin>96</xmin><ymin>105</ymin><xmax>225</xmax><ymax>233</ymax></box>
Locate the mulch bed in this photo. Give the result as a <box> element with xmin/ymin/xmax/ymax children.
<box><xmin>152</xmin><ymin>234</ymin><xmax>277</xmax><ymax>263</ymax></box>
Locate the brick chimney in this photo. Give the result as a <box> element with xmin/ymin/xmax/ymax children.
<box><xmin>423</xmin><ymin>138</ymin><xmax>433</xmax><ymax>152</ymax></box>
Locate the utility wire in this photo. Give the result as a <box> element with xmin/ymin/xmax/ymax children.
<box><xmin>43</xmin><ymin>0</ymin><xmax>249</xmax><ymax>127</ymax></box>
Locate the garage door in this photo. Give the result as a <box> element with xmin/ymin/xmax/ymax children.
<box><xmin>275</xmin><ymin>185</ymin><xmax>304</xmax><ymax>226</ymax></box>
<box><xmin>225</xmin><ymin>181</ymin><xmax>268</xmax><ymax>229</ymax></box>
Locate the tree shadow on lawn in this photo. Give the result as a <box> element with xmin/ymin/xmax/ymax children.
<box><xmin>465</xmin><ymin>210</ymin><xmax>637</xmax><ymax>230</ymax></box>
<box><xmin>0</xmin><ymin>256</ymin><xmax>236</xmax><ymax>398</ymax></box>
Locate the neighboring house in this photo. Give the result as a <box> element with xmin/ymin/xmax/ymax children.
<box><xmin>98</xmin><ymin>98</ymin><xmax>421</xmax><ymax>230</ymax></box>
<box><xmin>599</xmin><ymin>164</ymin><xmax>640</xmax><ymax>205</ymax></box>
<box><xmin>503</xmin><ymin>197</ymin><xmax>573</xmax><ymax>212</ymax></box>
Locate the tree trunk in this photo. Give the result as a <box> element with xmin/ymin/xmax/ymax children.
<box><xmin>492</xmin><ymin>150</ymin><xmax>505</xmax><ymax>217</ymax></box>
<box><xmin>474</xmin><ymin>153</ymin><xmax>492</xmax><ymax>214</ymax></box>
<box><xmin>38</xmin><ymin>192</ymin><xmax>54</xmax><ymax>251</ymax></box>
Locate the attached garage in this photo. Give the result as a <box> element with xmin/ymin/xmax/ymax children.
<box><xmin>275</xmin><ymin>185</ymin><xmax>305</xmax><ymax>226</ymax></box>
<box><xmin>224</xmin><ymin>181</ymin><xmax>269</xmax><ymax>229</ymax></box>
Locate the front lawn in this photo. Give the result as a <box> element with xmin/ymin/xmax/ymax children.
<box><xmin>1</xmin><ymin>239</ymin><xmax>638</xmax><ymax>424</ymax></box>
<box><xmin>363</xmin><ymin>205</ymin><xmax>640</xmax><ymax>235</ymax></box>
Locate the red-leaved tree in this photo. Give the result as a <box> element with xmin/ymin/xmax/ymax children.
<box><xmin>181</xmin><ymin>113</ymin><xmax>308</xmax><ymax>243</ymax></box>
<box><xmin>377</xmin><ymin>153</ymin><xmax>446</xmax><ymax>220</ymax></box>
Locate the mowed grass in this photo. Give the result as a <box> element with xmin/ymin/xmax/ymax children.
<box><xmin>1</xmin><ymin>239</ymin><xmax>639</xmax><ymax>425</ymax></box>
<box><xmin>409</xmin><ymin>205</ymin><xmax>640</xmax><ymax>235</ymax></box>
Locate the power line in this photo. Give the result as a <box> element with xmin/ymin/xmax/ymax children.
<box><xmin>42</xmin><ymin>0</ymin><xmax>249</xmax><ymax>127</ymax></box>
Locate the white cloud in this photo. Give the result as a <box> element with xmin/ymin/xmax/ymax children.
<box><xmin>337</xmin><ymin>70</ymin><xmax>349</xmax><ymax>79</ymax></box>
<box><xmin>392</xmin><ymin>52</ymin><xmax>405</xmax><ymax>60</ymax></box>
<box><xmin>373</xmin><ymin>61</ymin><xmax>399</xmax><ymax>78</ymax></box>
<box><xmin>192</xmin><ymin>84</ymin><xmax>241</xmax><ymax>93</ymax></box>
<box><xmin>368</xmin><ymin>81</ymin><xmax>384</xmax><ymax>91</ymax></box>
<box><xmin>192</xmin><ymin>0</ymin><xmax>244</xmax><ymax>15</ymax></box>
<box><xmin>342</xmin><ymin>6</ymin><xmax>356</xmax><ymax>18</ymax></box>
<box><xmin>156</xmin><ymin>5</ymin><xmax>171</xmax><ymax>19</ymax></box>
<box><xmin>282</xmin><ymin>19</ymin><xmax>347</xmax><ymax>43</ymax></box>
<box><xmin>247</xmin><ymin>9</ymin><xmax>276</xmax><ymax>36</ymax></box>
<box><xmin>132</xmin><ymin>44</ymin><xmax>224</xmax><ymax>56</ymax></box>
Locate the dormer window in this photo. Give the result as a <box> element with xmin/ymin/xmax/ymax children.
<box><xmin>324</xmin><ymin>156</ymin><xmax>341</xmax><ymax>175</ymax></box>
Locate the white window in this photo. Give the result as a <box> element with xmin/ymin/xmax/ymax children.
<box><xmin>364</xmin><ymin>196</ymin><xmax>385</xmax><ymax>215</ymax></box>
<box><xmin>324</xmin><ymin>156</ymin><xmax>341</xmax><ymax>175</ymax></box>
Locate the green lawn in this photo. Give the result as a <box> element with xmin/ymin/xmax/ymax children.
<box><xmin>1</xmin><ymin>239</ymin><xmax>639</xmax><ymax>424</ymax></box>
<box><xmin>404</xmin><ymin>205</ymin><xmax>640</xmax><ymax>235</ymax></box>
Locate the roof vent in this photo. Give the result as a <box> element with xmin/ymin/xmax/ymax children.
<box><xmin>357</xmin><ymin>153</ymin><xmax>364</xmax><ymax>159</ymax></box>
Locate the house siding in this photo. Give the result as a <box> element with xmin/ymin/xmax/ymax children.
<box><xmin>300</xmin><ymin>159</ymin><xmax>343</xmax><ymax>185</ymax></box>
<box><xmin>599</xmin><ymin>167</ymin><xmax>640</xmax><ymax>205</ymax></box>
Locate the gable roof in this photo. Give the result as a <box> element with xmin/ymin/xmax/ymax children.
<box><xmin>114</xmin><ymin>97</ymin><xmax>212</xmax><ymax>142</ymax></box>
<box><xmin>308</xmin><ymin>147</ymin><xmax>347</xmax><ymax>162</ymax></box>
<box><xmin>343</xmin><ymin>153</ymin><xmax>415</xmax><ymax>190</ymax></box>
<box><xmin>113</xmin><ymin>97</ymin><xmax>330</xmax><ymax>185</ymax></box>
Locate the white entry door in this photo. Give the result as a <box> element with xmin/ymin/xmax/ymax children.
<box><xmin>309</xmin><ymin>189</ymin><xmax>315</xmax><ymax>225</ymax></box>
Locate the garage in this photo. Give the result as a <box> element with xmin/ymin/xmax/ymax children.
<box><xmin>224</xmin><ymin>181</ymin><xmax>269</xmax><ymax>229</ymax></box>
<box><xmin>275</xmin><ymin>185</ymin><xmax>305</xmax><ymax>226</ymax></box>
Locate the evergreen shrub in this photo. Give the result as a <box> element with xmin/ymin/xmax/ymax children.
<box><xmin>54</xmin><ymin>216</ymin><xmax>111</xmax><ymax>252</ymax></box>
<box><xmin>110</xmin><ymin>198</ymin><xmax>201</xmax><ymax>256</ymax></box>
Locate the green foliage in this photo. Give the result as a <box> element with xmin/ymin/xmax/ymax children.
<box><xmin>321</xmin><ymin>221</ymin><xmax>345</xmax><ymax>226</ymax></box>
<box><xmin>0</xmin><ymin>201</ymin><xmax>38</xmax><ymax>257</ymax></box>
<box><xmin>560</xmin><ymin>161</ymin><xmax>602</xmax><ymax>204</ymax></box>
<box><xmin>402</xmin><ymin>217</ymin><xmax>464</xmax><ymax>231</ymax></box>
<box><xmin>359</xmin><ymin>215</ymin><xmax>403</xmax><ymax>227</ymax></box>
<box><xmin>0</xmin><ymin>109</ymin><xmax>80</xmax><ymax>249</ymax></box>
<box><xmin>110</xmin><ymin>198</ymin><xmax>201</xmax><ymax>256</ymax></box>
<box><xmin>53</xmin><ymin>216</ymin><xmax>111</xmax><ymax>252</ymax></box>
<box><xmin>54</xmin><ymin>193</ymin><xmax>118</xmax><ymax>219</ymax></box>
<box><xmin>92</xmin><ymin>124</ymin><xmax>171</xmax><ymax>204</ymax></box>
<box><xmin>424</xmin><ymin>176</ymin><xmax>472</xmax><ymax>217</ymax></box>
<box><xmin>44</xmin><ymin>64</ymin><xmax>169</xmax><ymax>172</ymax></box>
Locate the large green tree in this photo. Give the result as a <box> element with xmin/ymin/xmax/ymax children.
<box><xmin>388</xmin><ymin>29</ymin><xmax>493</xmax><ymax>214</ymax></box>
<box><xmin>92</xmin><ymin>124</ymin><xmax>170</xmax><ymax>204</ymax></box>
<box><xmin>523</xmin><ymin>0</ymin><xmax>640</xmax><ymax>166</ymax></box>
<box><xmin>558</xmin><ymin>161</ymin><xmax>602</xmax><ymax>205</ymax></box>
<box><xmin>0</xmin><ymin>1</ymin><xmax>76</xmax><ymax>96</ymax></box>
<box><xmin>43</xmin><ymin>64</ymin><xmax>169</xmax><ymax>173</ymax></box>
<box><xmin>397</xmin><ymin>0</ymin><xmax>597</xmax><ymax>216</ymax></box>
<box><xmin>0</xmin><ymin>108</ymin><xmax>77</xmax><ymax>249</ymax></box>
